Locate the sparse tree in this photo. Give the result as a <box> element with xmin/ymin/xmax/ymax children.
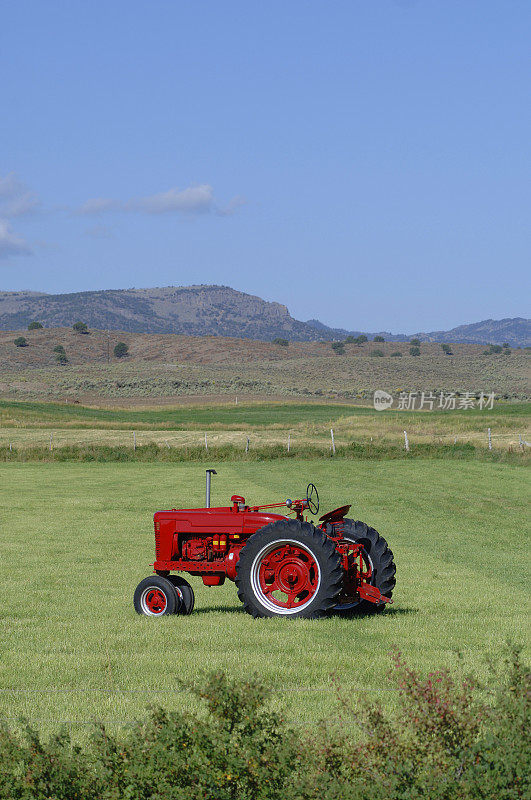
<box><xmin>73</xmin><ymin>321</ymin><xmax>89</xmax><ymax>334</ymax></box>
<box><xmin>27</xmin><ymin>321</ymin><xmax>43</xmax><ymax>330</ymax></box>
<box><xmin>113</xmin><ymin>342</ymin><xmax>129</xmax><ymax>358</ymax></box>
<box><xmin>331</xmin><ymin>341</ymin><xmax>345</xmax><ymax>355</ymax></box>
<box><xmin>409</xmin><ymin>346</ymin><xmax>421</xmax><ymax>356</ymax></box>
<box><xmin>390</xmin><ymin>351</ymin><xmax>402</xmax><ymax>357</ymax></box>
<box><xmin>14</xmin><ymin>336</ymin><xmax>28</xmax><ymax>347</ymax></box>
<box><xmin>354</xmin><ymin>334</ymin><xmax>368</xmax><ymax>345</ymax></box>
<box><xmin>441</xmin><ymin>343</ymin><xmax>453</xmax><ymax>355</ymax></box>
<box><xmin>55</xmin><ymin>352</ymin><xmax>69</xmax><ymax>365</ymax></box>
<box><xmin>370</xmin><ymin>349</ymin><xmax>384</xmax><ymax>357</ymax></box>
<box><xmin>344</xmin><ymin>335</ymin><xmax>356</xmax><ymax>343</ymax></box>
<box><xmin>484</xmin><ymin>344</ymin><xmax>503</xmax><ymax>354</ymax></box>
<box><xmin>53</xmin><ymin>345</ymin><xmax>66</xmax><ymax>354</ymax></box>
<box><xmin>271</xmin><ymin>337</ymin><xmax>289</xmax><ymax>346</ymax></box>
<box><xmin>502</xmin><ymin>342</ymin><xmax>510</xmax><ymax>348</ymax></box>
<box><xmin>373</xmin><ymin>335</ymin><xmax>385</xmax><ymax>342</ymax></box>
<box><xmin>409</xmin><ymin>338</ymin><xmax>421</xmax><ymax>347</ymax></box>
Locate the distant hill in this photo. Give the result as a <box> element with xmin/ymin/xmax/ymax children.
<box><xmin>305</xmin><ymin>316</ymin><xmax>531</xmax><ymax>348</ymax></box>
<box><xmin>0</xmin><ymin>285</ymin><xmax>529</xmax><ymax>346</ymax></box>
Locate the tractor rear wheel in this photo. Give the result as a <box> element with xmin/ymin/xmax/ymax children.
<box><xmin>235</xmin><ymin>519</ymin><xmax>343</xmax><ymax>618</ymax></box>
<box><xmin>167</xmin><ymin>575</ymin><xmax>195</xmax><ymax>615</ymax></box>
<box><xmin>134</xmin><ymin>576</ymin><xmax>180</xmax><ymax>616</ymax></box>
<box><xmin>333</xmin><ymin>520</ymin><xmax>396</xmax><ymax>614</ymax></box>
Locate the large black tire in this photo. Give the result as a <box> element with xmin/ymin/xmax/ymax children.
<box><xmin>134</xmin><ymin>575</ymin><xmax>180</xmax><ymax>616</ymax></box>
<box><xmin>235</xmin><ymin>519</ymin><xmax>343</xmax><ymax>618</ymax></box>
<box><xmin>167</xmin><ymin>575</ymin><xmax>195</xmax><ymax>615</ymax></box>
<box><xmin>333</xmin><ymin>519</ymin><xmax>396</xmax><ymax>614</ymax></box>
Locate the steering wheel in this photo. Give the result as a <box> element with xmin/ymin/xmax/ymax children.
<box><xmin>306</xmin><ymin>483</ymin><xmax>319</xmax><ymax>515</ymax></box>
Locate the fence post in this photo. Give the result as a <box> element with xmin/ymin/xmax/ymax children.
<box><xmin>49</xmin><ymin>432</ymin><xmax>53</xmax><ymax>452</ymax></box>
<box><xmin>454</xmin><ymin>436</ymin><xmax>457</xmax><ymax>444</ymax></box>
<box><xmin>487</xmin><ymin>428</ymin><xmax>492</xmax><ymax>450</ymax></box>
<box><xmin>246</xmin><ymin>437</ymin><xmax>249</xmax><ymax>453</ymax></box>
<box><xmin>519</xmin><ymin>434</ymin><xmax>524</xmax><ymax>451</ymax></box>
<box><xmin>288</xmin><ymin>434</ymin><xmax>290</xmax><ymax>453</ymax></box>
<box><xmin>404</xmin><ymin>431</ymin><xmax>409</xmax><ymax>451</ymax></box>
<box><xmin>205</xmin><ymin>433</ymin><xmax>208</xmax><ymax>451</ymax></box>
<box><xmin>330</xmin><ymin>429</ymin><xmax>335</xmax><ymax>455</ymax></box>
<box><xmin>133</xmin><ymin>431</ymin><xmax>136</xmax><ymax>451</ymax></box>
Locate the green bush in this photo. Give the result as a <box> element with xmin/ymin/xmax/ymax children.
<box><xmin>409</xmin><ymin>346</ymin><xmax>421</xmax><ymax>356</ymax></box>
<box><xmin>55</xmin><ymin>352</ymin><xmax>69</xmax><ymax>365</ymax></box>
<box><xmin>73</xmin><ymin>321</ymin><xmax>89</xmax><ymax>334</ymax></box>
<box><xmin>373</xmin><ymin>335</ymin><xmax>385</xmax><ymax>342</ymax></box>
<box><xmin>272</xmin><ymin>337</ymin><xmax>289</xmax><ymax>346</ymax></box>
<box><xmin>27</xmin><ymin>321</ymin><xmax>43</xmax><ymax>330</ymax></box>
<box><xmin>331</xmin><ymin>341</ymin><xmax>345</xmax><ymax>355</ymax></box>
<box><xmin>53</xmin><ymin>345</ymin><xmax>66</xmax><ymax>354</ymax></box>
<box><xmin>0</xmin><ymin>648</ymin><xmax>527</xmax><ymax>800</ymax></box>
<box><xmin>409</xmin><ymin>338</ymin><xmax>421</xmax><ymax>346</ymax></box>
<box><xmin>390</xmin><ymin>351</ymin><xmax>402</xmax><ymax>357</ymax></box>
<box><xmin>113</xmin><ymin>342</ymin><xmax>129</xmax><ymax>358</ymax></box>
<box><xmin>354</xmin><ymin>334</ymin><xmax>368</xmax><ymax>344</ymax></box>
<box><xmin>13</xmin><ymin>336</ymin><xmax>27</xmax><ymax>347</ymax></box>
<box><xmin>344</xmin><ymin>335</ymin><xmax>356</xmax><ymax>343</ymax></box>
<box><xmin>441</xmin><ymin>343</ymin><xmax>453</xmax><ymax>355</ymax></box>
<box><xmin>370</xmin><ymin>349</ymin><xmax>384</xmax><ymax>357</ymax></box>
<box><xmin>484</xmin><ymin>344</ymin><xmax>503</xmax><ymax>354</ymax></box>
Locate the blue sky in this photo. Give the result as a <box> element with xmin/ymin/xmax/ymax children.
<box><xmin>1</xmin><ymin>0</ymin><xmax>529</xmax><ymax>332</ymax></box>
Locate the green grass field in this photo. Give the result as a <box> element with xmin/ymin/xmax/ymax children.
<box><xmin>1</xmin><ymin>458</ymin><xmax>528</xmax><ymax>737</ymax></box>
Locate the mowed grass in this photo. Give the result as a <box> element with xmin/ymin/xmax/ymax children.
<box><xmin>0</xmin><ymin>459</ymin><xmax>529</xmax><ymax>736</ymax></box>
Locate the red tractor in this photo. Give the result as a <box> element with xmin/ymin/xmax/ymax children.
<box><xmin>134</xmin><ymin>470</ymin><xmax>396</xmax><ymax>619</ymax></box>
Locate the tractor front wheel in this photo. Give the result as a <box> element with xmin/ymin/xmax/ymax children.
<box><xmin>235</xmin><ymin>519</ymin><xmax>343</xmax><ymax>618</ymax></box>
<box><xmin>134</xmin><ymin>576</ymin><xmax>180</xmax><ymax>616</ymax></box>
<box><xmin>167</xmin><ymin>575</ymin><xmax>195</xmax><ymax>615</ymax></box>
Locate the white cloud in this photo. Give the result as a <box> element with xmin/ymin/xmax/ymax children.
<box><xmin>77</xmin><ymin>198</ymin><xmax>117</xmax><ymax>215</ymax></box>
<box><xmin>126</xmin><ymin>184</ymin><xmax>215</xmax><ymax>214</ymax></box>
<box><xmin>216</xmin><ymin>195</ymin><xmax>247</xmax><ymax>216</ymax></box>
<box><xmin>0</xmin><ymin>219</ymin><xmax>32</xmax><ymax>258</ymax></box>
<box><xmin>0</xmin><ymin>172</ymin><xmax>40</xmax><ymax>217</ymax></box>
<box><xmin>76</xmin><ymin>184</ymin><xmax>244</xmax><ymax>218</ymax></box>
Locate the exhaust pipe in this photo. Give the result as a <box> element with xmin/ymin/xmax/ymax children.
<box><xmin>205</xmin><ymin>469</ymin><xmax>217</xmax><ymax>508</ymax></box>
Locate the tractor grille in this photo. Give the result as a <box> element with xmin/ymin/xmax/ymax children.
<box><xmin>154</xmin><ymin>521</ymin><xmax>161</xmax><ymax>558</ymax></box>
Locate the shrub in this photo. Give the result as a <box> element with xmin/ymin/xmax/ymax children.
<box><xmin>409</xmin><ymin>346</ymin><xmax>421</xmax><ymax>356</ymax></box>
<box><xmin>344</xmin><ymin>335</ymin><xmax>356</xmax><ymax>343</ymax></box>
<box><xmin>373</xmin><ymin>335</ymin><xmax>385</xmax><ymax>342</ymax></box>
<box><xmin>113</xmin><ymin>342</ymin><xmax>129</xmax><ymax>358</ymax></box>
<box><xmin>331</xmin><ymin>341</ymin><xmax>345</xmax><ymax>355</ymax></box>
<box><xmin>390</xmin><ymin>351</ymin><xmax>402</xmax><ymax>357</ymax></box>
<box><xmin>0</xmin><ymin>649</ymin><xmax>527</xmax><ymax>800</ymax></box>
<box><xmin>73</xmin><ymin>321</ymin><xmax>89</xmax><ymax>334</ymax></box>
<box><xmin>55</xmin><ymin>352</ymin><xmax>69</xmax><ymax>365</ymax></box>
<box><xmin>272</xmin><ymin>337</ymin><xmax>289</xmax><ymax>346</ymax></box>
<box><xmin>409</xmin><ymin>337</ymin><xmax>421</xmax><ymax>346</ymax></box>
<box><xmin>484</xmin><ymin>344</ymin><xmax>503</xmax><ymax>354</ymax></box>
<box><xmin>441</xmin><ymin>343</ymin><xmax>453</xmax><ymax>355</ymax></box>
<box><xmin>27</xmin><ymin>321</ymin><xmax>43</xmax><ymax>330</ymax></box>
<box><xmin>370</xmin><ymin>349</ymin><xmax>384</xmax><ymax>357</ymax></box>
<box><xmin>13</xmin><ymin>336</ymin><xmax>27</xmax><ymax>347</ymax></box>
<box><xmin>53</xmin><ymin>345</ymin><xmax>66</xmax><ymax>354</ymax></box>
<box><xmin>354</xmin><ymin>334</ymin><xmax>368</xmax><ymax>344</ymax></box>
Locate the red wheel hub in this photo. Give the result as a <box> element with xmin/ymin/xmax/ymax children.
<box><xmin>258</xmin><ymin>544</ymin><xmax>320</xmax><ymax>609</ymax></box>
<box><xmin>144</xmin><ymin>588</ymin><xmax>167</xmax><ymax>614</ymax></box>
